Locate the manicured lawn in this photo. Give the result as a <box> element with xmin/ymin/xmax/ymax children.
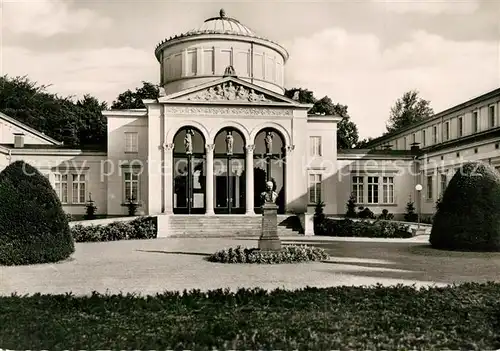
<box><xmin>1</xmin><ymin>283</ymin><xmax>500</xmax><ymax>349</ymax></box>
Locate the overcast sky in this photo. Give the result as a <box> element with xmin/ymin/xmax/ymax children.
<box><xmin>2</xmin><ymin>0</ymin><xmax>499</xmax><ymax>138</ymax></box>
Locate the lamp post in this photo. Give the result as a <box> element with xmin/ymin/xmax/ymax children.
<box><xmin>415</xmin><ymin>184</ymin><xmax>423</xmax><ymax>230</ymax></box>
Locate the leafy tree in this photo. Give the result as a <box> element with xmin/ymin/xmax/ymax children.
<box><xmin>386</xmin><ymin>90</ymin><xmax>434</xmax><ymax>133</ymax></box>
<box><xmin>356</xmin><ymin>137</ymin><xmax>373</xmax><ymax>149</ymax></box>
<box><xmin>111</xmin><ymin>81</ymin><xmax>160</xmax><ymax>109</ymax></box>
<box><xmin>285</xmin><ymin>88</ymin><xmax>359</xmax><ymax>149</ymax></box>
<box><xmin>0</xmin><ymin>161</ymin><xmax>74</xmax><ymax>265</ymax></box>
<box><xmin>0</xmin><ymin>75</ymin><xmax>107</xmax><ymax>148</ymax></box>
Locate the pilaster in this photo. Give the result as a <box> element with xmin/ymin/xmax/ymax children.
<box><xmin>163</xmin><ymin>143</ymin><xmax>174</xmax><ymax>214</ymax></box>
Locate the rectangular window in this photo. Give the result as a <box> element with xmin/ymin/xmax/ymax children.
<box><xmin>124</xmin><ymin>132</ymin><xmax>138</xmax><ymax>153</ymax></box>
<box><xmin>472</xmin><ymin>110</ymin><xmax>479</xmax><ymax>133</ymax></box>
<box><xmin>458</xmin><ymin>117</ymin><xmax>463</xmax><ymax>137</ymax></box>
<box><xmin>187</xmin><ymin>50</ymin><xmax>197</xmax><ymax>75</ymax></box>
<box><xmin>367</xmin><ymin>176</ymin><xmax>379</xmax><ymax>204</ymax></box>
<box><xmin>440</xmin><ymin>173</ymin><xmax>447</xmax><ymax>195</ymax></box>
<box><xmin>54</xmin><ymin>174</ymin><xmax>68</xmax><ymax>204</ymax></box>
<box><xmin>426</xmin><ymin>175</ymin><xmax>433</xmax><ymax>200</ymax></box>
<box><xmin>310</xmin><ymin>136</ymin><xmax>322</xmax><ymax>156</ymax></box>
<box><xmin>403</xmin><ymin>136</ymin><xmax>407</xmax><ymax>149</ymax></box>
<box><xmin>422</xmin><ymin>130</ymin><xmax>426</xmax><ymax>146</ymax></box>
<box><xmin>72</xmin><ymin>174</ymin><xmax>86</xmax><ymax>204</ymax></box>
<box><xmin>444</xmin><ymin>121</ymin><xmax>450</xmax><ymax>140</ymax></box>
<box><xmin>382</xmin><ymin>177</ymin><xmax>394</xmax><ymax>204</ymax></box>
<box><xmin>489</xmin><ymin>105</ymin><xmax>496</xmax><ymax>128</ymax></box>
<box><xmin>352</xmin><ymin>176</ymin><xmax>364</xmax><ymax>204</ymax></box>
<box><xmin>412</xmin><ymin>133</ymin><xmax>416</xmax><ymax>144</ymax></box>
<box><xmin>308</xmin><ymin>174</ymin><xmax>322</xmax><ymax>204</ymax></box>
<box><xmin>432</xmin><ymin>126</ymin><xmax>437</xmax><ymax>144</ymax></box>
<box><xmin>124</xmin><ymin>170</ymin><xmax>140</xmax><ymax>202</ymax></box>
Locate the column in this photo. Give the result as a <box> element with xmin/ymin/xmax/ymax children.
<box><xmin>205</xmin><ymin>144</ymin><xmax>215</xmax><ymax>215</ymax></box>
<box><xmin>246</xmin><ymin>144</ymin><xmax>255</xmax><ymax>215</ymax></box>
<box><xmin>285</xmin><ymin>145</ymin><xmax>295</xmax><ymax>214</ymax></box>
<box><xmin>163</xmin><ymin>143</ymin><xmax>174</xmax><ymax>214</ymax></box>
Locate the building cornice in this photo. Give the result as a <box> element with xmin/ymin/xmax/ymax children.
<box><xmin>8</xmin><ymin>149</ymin><xmax>107</xmax><ymax>156</ymax></box>
<box><xmin>102</xmin><ymin>109</ymin><xmax>148</xmax><ymax>117</ymax></box>
<box><xmin>307</xmin><ymin>115</ymin><xmax>342</xmax><ymax>123</ymax></box>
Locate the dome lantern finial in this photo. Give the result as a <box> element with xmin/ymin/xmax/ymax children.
<box><xmin>219</xmin><ymin>8</ymin><xmax>226</xmax><ymax>18</ymax></box>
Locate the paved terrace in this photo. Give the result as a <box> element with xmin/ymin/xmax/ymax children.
<box><xmin>2</xmin><ymin>236</ymin><xmax>500</xmax><ymax>296</ymax></box>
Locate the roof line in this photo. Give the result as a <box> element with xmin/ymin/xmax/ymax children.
<box><xmin>365</xmin><ymin>87</ymin><xmax>500</xmax><ymax>147</ymax></box>
<box><xmin>0</xmin><ymin>112</ymin><xmax>62</xmax><ymax>145</ymax></box>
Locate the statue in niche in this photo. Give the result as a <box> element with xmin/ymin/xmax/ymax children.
<box><xmin>225</xmin><ymin>131</ymin><xmax>234</xmax><ymax>155</ymax></box>
<box><xmin>236</xmin><ymin>85</ymin><xmax>249</xmax><ymax>100</ymax></box>
<box><xmin>264</xmin><ymin>131</ymin><xmax>274</xmax><ymax>154</ymax></box>
<box><xmin>260</xmin><ymin>180</ymin><xmax>278</xmax><ymax>204</ymax></box>
<box><xmin>184</xmin><ymin>130</ymin><xmax>193</xmax><ymax>154</ymax></box>
<box><xmin>225</xmin><ymin>82</ymin><xmax>237</xmax><ymax>100</ymax></box>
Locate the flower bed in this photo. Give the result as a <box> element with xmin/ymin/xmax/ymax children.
<box><xmin>2</xmin><ymin>283</ymin><xmax>500</xmax><ymax>349</ymax></box>
<box><xmin>315</xmin><ymin>218</ymin><xmax>412</xmax><ymax>238</ymax></box>
<box><xmin>207</xmin><ymin>245</ymin><xmax>329</xmax><ymax>264</ymax></box>
<box><xmin>71</xmin><ymin>216</ymin><xmax>157</xmax><ymax>242</ymax></box>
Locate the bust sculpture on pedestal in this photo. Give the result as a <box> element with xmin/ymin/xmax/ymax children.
<box><xmin>258</xmin><ymin>181</ymin><xmax>281</xmax><ymax>251</ymax></box>
<box><xmin>260</xmin><ymin>181</ymin><xmax>278</xmax><ymax>204</ymax></box>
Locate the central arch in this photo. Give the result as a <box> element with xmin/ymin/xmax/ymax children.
<box><xmin>213</xmin><ymin>127</ymin><xmax>247</xmax><ymax>214</ymax></box>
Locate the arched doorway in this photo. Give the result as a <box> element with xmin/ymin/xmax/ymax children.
<box><xmin>254</xmin><ymin>128</ymin><xmax>286</xmax><ymax>214</ymax></box>
<box><xmin>173</xmin><ymin>127</ymin><xmax>206</xmax><ymax>214</ymax></box>
<box><xmin>213</xmin><ymin>127</ymin><xmax>246</xmax><ymax>214</ymax></box>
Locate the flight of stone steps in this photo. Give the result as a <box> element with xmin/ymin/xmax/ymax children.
<box><xmin>165</xmin><ymin>214</ymin><xmax>303</xmax><ymax>238</ymax></box>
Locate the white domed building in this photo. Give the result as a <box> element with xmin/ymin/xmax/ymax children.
<box><xmin>2</xmin><ymin>9</ymin><xmax>497</xmax><ymax>234</ymax></box>
<box><xmin>102</xmin><ymin>8</ymin><xmax>342</xmax><ymax>233</ymax></box>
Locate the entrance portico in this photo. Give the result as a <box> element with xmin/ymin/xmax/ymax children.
<box><xmin>144</xmin><ymin>76</ymin><xmax>310</xmax><ymax>216</ymax></box>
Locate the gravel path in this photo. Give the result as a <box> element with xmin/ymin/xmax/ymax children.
<box><xmin>2</xmin><ymin>236</ymin><xmax>499</xmax><ymax>296</ymax></box>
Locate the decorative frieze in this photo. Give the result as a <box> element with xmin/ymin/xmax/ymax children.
<box><xmin>164</xmin><ymin>106</ymin><xmax>292</xmax><ymax>117</ymax></box>
<box><xmin>185</xmin><ymin>82</ymin><xmax>274</xmax><ymax>102</ymax></box>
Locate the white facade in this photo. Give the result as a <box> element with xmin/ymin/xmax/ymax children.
<box><xmin>1</xmin><ymin>9</ymin><xmax>499</xmax><ymax>226</ymax></box>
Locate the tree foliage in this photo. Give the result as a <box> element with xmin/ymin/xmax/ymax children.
<box><xmin>0</xmin><ymin>75</ymin><xmax>107</xmax><ymax>148</ymax></box>
<box><xmin>386</xmin><ymin>90</ymin><xmax>434</xmax><ymax>133</ymax></box>
<box><xmin>111</xmin><ymin>82</ymin><xmax>160</xmax><ymax>109</ymax></box>
<box><xmin>285</xmin><ymin>88</ymin><xmax>359</xmax><ymax>149</ymax></box>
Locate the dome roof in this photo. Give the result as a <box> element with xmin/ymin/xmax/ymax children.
<box><xmin>186</xmin><ymin>9</ymin><xmax>256</xmax><ymax>37</ymax></box>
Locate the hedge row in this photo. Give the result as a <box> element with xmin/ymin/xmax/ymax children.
<box><xmin>1</xmin><ymin>283</ymin><xmax>500</xmax><ymax>349</ymax></box>
<box><xmin>71</xmin><ymin>217</ymin><xmax>157</xmax><ymax>242</ymax></box>
<box><xmin>207</xmin><ymin>245</ymin><xmax>329</xmax><ymax>264</ymax></box>
<box><xmin>315</xmin><ymin>218</ymin><xmax>412</xmax><ymax>238</ymax></box>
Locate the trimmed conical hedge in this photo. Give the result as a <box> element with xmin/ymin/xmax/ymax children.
<box><xmin>430</xmin><ymin>161</ymin><xmax>500</xmax><ymax>251</ymax></box>
<box><xmin>0</xmin><ymin>161</ymin><xmax>74</xmax><ymax>265</ymax></box>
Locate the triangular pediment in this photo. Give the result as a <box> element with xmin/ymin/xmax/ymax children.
<box><xmin>159</xmin><ymin>77</ymin><xmax>305</xmax><ymax>106</ymax></box>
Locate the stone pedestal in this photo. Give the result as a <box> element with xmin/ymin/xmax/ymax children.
<box><xmin>258</xmin><ymin>203</ymin><xmax>281</xmax><ymax>251</ymax></box>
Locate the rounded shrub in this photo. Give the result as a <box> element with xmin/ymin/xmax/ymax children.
<box><xmin>0</xmin><ymin>161</ymin><xmax>74</xmax><ymax>265</ymax></box>
<box><xmin>430</xmin><ymin>161</ymin><xmax>500</xmax><ymax>251</ymax></box>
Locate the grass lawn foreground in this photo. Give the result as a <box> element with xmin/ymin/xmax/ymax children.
<box><xmin>1</xmin><ymin>283</ymin><xmax>500</xmax><ymax>349</ymax></box>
